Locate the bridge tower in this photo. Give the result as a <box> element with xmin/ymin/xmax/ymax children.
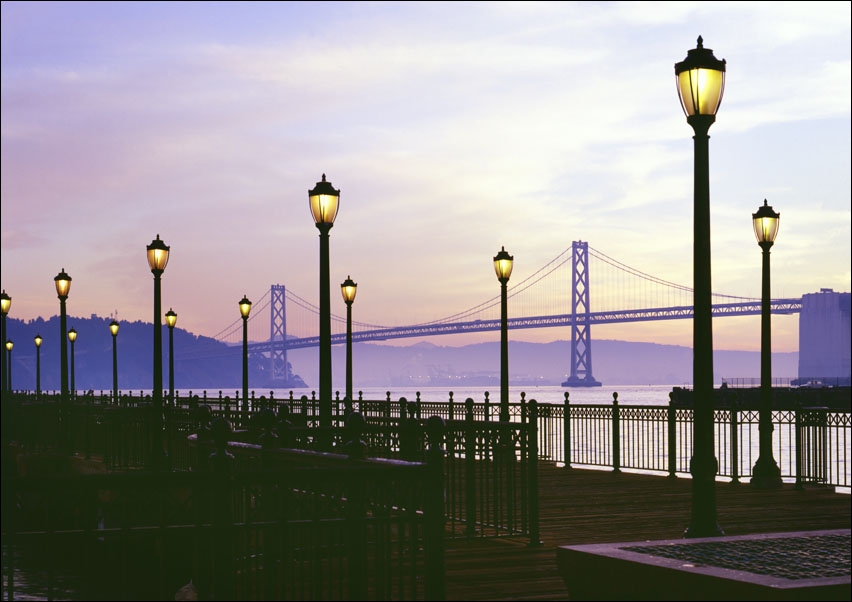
<box><xmin>269</xmin><ymin>284</ymin><xmax>291</xmax><ymax>382</ymax></box>
<box><xmin>562</xmin><ymin>241</ymin><xmax>602</xmax><ymax>387</ymax></box>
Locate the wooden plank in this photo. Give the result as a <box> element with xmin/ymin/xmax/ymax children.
<box><xmin>445</xmin><ymin>463</ymin><xmax>851</xmax><ymax>601</ymax></box>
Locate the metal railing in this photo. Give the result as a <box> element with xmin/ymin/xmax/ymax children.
<box><xmin>2</xmin><ymin>413</ymin><xmax>446</xmax><ymax>601</ymax></box>
<box><xmin>3</xmin><ymin>389</ymin><xmax>849</xmax><ymax>491</ymax></box>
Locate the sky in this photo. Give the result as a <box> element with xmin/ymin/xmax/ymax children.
<box><xmin>2</xmin><ymin>1</ymin><xmax>850</xmax><ymax>354</ymax></box>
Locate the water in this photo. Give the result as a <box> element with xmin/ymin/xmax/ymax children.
<box><xmin>259</xmin><ymin>383</ymin><xmax>677</xmax><ymax>407</ymax></box>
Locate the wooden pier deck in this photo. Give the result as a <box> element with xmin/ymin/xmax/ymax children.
<box><xmin>444</xmin><ymin>463</ymin><xmax>851</xmax><ymax>601</ymax></box>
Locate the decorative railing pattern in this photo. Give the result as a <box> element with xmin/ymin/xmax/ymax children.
<box><xmin>2</xmin><ymin>413</ymin><xmax>446</xmax><ymax>601</ymax></box>
<box><xmin>3</xmin><ymin>389</ymin><xmax>850</xmax><ymax>490</ymax></box>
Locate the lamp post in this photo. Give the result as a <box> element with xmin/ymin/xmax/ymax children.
<box><xmin>309</xmin><ymin>174</ymin><xmax>340</xmax><ymax>448</ymax></box>
<box><xmin>341</xmin><ymin>276</ymin><xmax>357</xmax><ymax>406</ymax></box>
<box><xmin>165</xmin><ymin>309</ymin><xmax>177</xmax><ymax>406</ymax></box>
<box><xmin>68</xmin><ymin>328</ymin><xmax>77</xmax><ymax>402</ymax></box>
<box><xmin>5</xmin><ymin>340</ymin><xmax>12</xmax><ymax>391</ymax></box>
<box><xmin>494</xmin><ymin>247</ymin><xmax>514</xmax><ymax>422</ymax></box>
<box><xmin>675</xmin><ymin>36</ymin><xmax>726</xmax><ymax>538</ymax></box>
<box><xmin>34</xmin><ymin>334</ymin><xmax>43</xmax><ymax>398</ymax></box>
<box><xmin>147</xmin><ymin>235</ymin><xmax>170</xmax><ymax>468</ymax></box>
<box><xmin>110</xmin><ymin>320</ymin><xmax>119</xmax><ymax>404</ymax></box>
<box><xmin>239</xmin><ymin>296</ymin><xmax>252</xmax><ymax>413</ymax></box>
<box><xmin>751</xmin><ymin>199</ymin><xmax>783</xmax><ymax>488</ymax></box>
<box><xmin>55</xmin><ymin>269</ymin><xmax>72</xmax><ymax>450</ymax></box>
<box><xmin>0</xmin><ymin>290</ymin><xmax>10</xmax><ymax>393</ymax></box>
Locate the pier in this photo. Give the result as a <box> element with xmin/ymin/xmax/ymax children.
<box><xmin>445</xmin><ymin>464</ymin><xmax>850</xmax><ymax>600</ymax></box>
<box><xmin>2</xmin><ymin>392</ymin><xmax>849</xmax><ymax>600</ymax></box>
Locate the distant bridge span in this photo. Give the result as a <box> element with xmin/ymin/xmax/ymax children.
<box><xmin>250</xmin><ymin>299</ymin><xmax>803</xmax><ymax>352</ymax></box>
<box><xmin>210</xmin><ymin>241</ymin><xmax>809</xmax><ymax>386</ymax></box>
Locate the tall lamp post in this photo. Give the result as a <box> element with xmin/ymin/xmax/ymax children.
<box><xmin>309</xmin><ymin>174</ymin><xmax>340</xmax><ymax>447</ymax></box>
<box><xmin>165</xmin><ymin>309</ymin><xmax>177</xmax><ymax>406</ymax></box>
<box><xmin>5</xmin><ymin>340</ymin><xmax>12</xmax><ymax>391</ymax></box>
<box><xmin>68</xmin><ymin>328</ymin><xmax>77</xmax><ymax>402</ymax></box>
<box><xmin>239</xmin><ymin>296</ymin><xmax>252</xmax><ymax>413</ymax></box>
<box><xmin>751</xmin><ymin>199</ymin><xmax>782</xmax><ymax>488</ymax></box>
<box><xmin>110</xmin><ymin>320</ymin><xmax>120</xmax><ymax>404</ymax></box>
<box><xmin>675</xmin><ymin>36</ymin><xmax>726</xmax><ymax>537</ymax></box>
<box><xmin>494</xmin><ymin>247</ymin><xmax>514</xmax><ymax>422</ymax></box>
<box><xmin>34</xmin><ymin>334</ymin><xmax>43</xmax><ymax>398</ymax></box>
<box><xmin>341</xmin><ymin>276</ymin><xmax>357</xmax><ymax>405</ymax></box>
<box><xmin>55</xmin><ymin>269</ymin><xmax>72</xmax><ymax>450</ymax></box>
<box><xmin>147</xmin><ymin>235</ymin><xmax>170</xmax><ymax>468</ymax></box>
<box><xmin>0</xmin><ymin>290</ymin><xmax>10</xmax><ymax>393</ymax></box>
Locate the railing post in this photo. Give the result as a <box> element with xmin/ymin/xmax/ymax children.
<box><xmin>385</xmin><ymin>391</ymin><xmax>392</xmax><ymax>451</ymax></box>
<box><xmin>729</xmin><ymin>400</ymin><xmax>740</xmax><ymax>484</ymax></box>
<box><xmin>464</xmin><ymin>398</ymin><xmax>476</xmax><ymax>537</ymax></box>
<box><xmin>425</xmin><ymin>415</ymin><xmax>447</xmax><ymax>601</ymax></box>
<box><xmin>794</xmin><ymin>400</ymin><xmax>803</xmax><ymax>490</ymax></box>
<box><xmin>667</xmin><ymin>394</ymin><xmax>677</xmax><ymax>479</ymax></box>
<box><xmin>448</xmin><ymin>391</ymin><xmax>455</xmax><ymax>422</ymax></box>
<box><xmin>563</xmin><ymin>392</ymin><xmax>571</xmax><ymax>469</ymax></box>
<box><xmin>612</xmin><ymin>392</ymin><xmax>621</xmax><ymax>473</ymax></box>
<box><xmin>519</xmin><ymin>393</ymin><xmax>528</xmax><ymax>534</ymax></box>
<box><xmin>399</xmin><ymin>397</ymin><xmax>412</xmax><ymax>460</ymax></box>
<box><xmin>344</xmin><ymin>412</ymin><xmax>367</xmax><ymax>600</ymax></box>
<box><xmin>208</xmin><ymin>417</ymin><xmax>235</xmax><ymax>601</ymax></box>
<box><xmin>528</xmin><ymin>399</ymin><xmax>541</xmax><ymax>547</ymax></box>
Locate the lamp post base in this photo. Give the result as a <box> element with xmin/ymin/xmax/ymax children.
<box><xmin>751</xmin><ymin>457</ymin><xmax>783</xmax><ymax>489</ymax></box>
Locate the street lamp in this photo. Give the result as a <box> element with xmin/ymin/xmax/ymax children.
<box><xmin>110</xmin><ymin>320</ymin><xmax>120</xmax><ymax>404</ymax></box>
<box><xmin>309</xmin><ymin>174</ymin><xmax>340</xmax><ymax>447</ymax></box>
<box><xmin>34</xmin><ymin>334</ymin><xmax>43</xmax><ymax>398</ymax></box>
<box><xmin>751</xmin><ymin>199</ymin><xmax>782</xmax><ymax>488</ymax></box>
<box><xmin>675</xmin><ymin>36</ymin><xmax>726</xmax><ymax>537</ymax></box>
<box><xmin>494</xmin><ymin>247</ymin><xmax>514</xmax><ymax>422</ymax></box>
<box><xmin>68</xmin><ymin>328</ymin><xmax>77</xmax><ymax>401</ymax></box>
<box><xmin>5</xmin><ymin>340</ymin><xmax>13</xmax><ymax>391</ymax></box>
<box><xmin>147</xmin><ymin>234</ymin><xmax>170</xmax><ymax>468</ymax></box>
<box><xmin>55</xmin><ymin>269</ymin><xmax>72</xmax><ymax>450</ymax></box>
<box><xmin>0</xmin><ymin>290</ymin><xmax>10</xmax><ymax>393</ymax></box>
<box><xmin>239</xmin><ymin>296</ymin><xmax>252</xmax><ymax>413</ymax></box>
<box><xmin>341</xmin><ymin>276</ymin><xmax>357</xmax><ymax>406</ymax></box>
<box><xmin>165</xmin><ymin>309</ymin><xmax>177</xmax><ymax>406</ymax></box>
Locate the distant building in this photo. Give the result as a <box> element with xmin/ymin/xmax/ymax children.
<box><xmin>797</xmin><ymin>289</ymin><xmax>851</xmax><ymax>386</ymax></box>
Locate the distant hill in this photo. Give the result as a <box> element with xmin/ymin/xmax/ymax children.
<box><xmin>3</xmin><ymin>314</ymin><xmax>305</xmax><ymax>392</ymax></box>
<box><xmin>5</xmin><ymin>315</ymin><xmax>797</xmax><ymax>392</ymax></box>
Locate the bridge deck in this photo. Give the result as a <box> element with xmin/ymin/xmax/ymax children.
<box><xmin>444</xmin><ymin>464</ymin><xmax>851</xmax><ymax>601</ymax></box>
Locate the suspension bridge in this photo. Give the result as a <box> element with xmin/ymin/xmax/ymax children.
<box><xmin>206</xmin><ymin>241</ymin><xmax>803</xmax><ymax>386</ymax></box>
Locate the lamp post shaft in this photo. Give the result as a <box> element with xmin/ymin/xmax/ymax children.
<box><xmin>1</xmin><ymin>315</ymin><xmax>6</xmax><ymax>393</ymax></box>
<box><xmin>685</xmin><ymin>115</ymin><xmax>722</xmax><ymax>538</ymax></box>
<box><xmin>153</xmin><ymin>273</ymin><xmax>163</xmax><ymax>406</ymax></box>
<box><xmin>151</xmin><ymin>271</ymin><xmax>167</xmax><ymax>468</ymax></box>
<box><xmin>112</xmin><ymin>335</ymin><xmax>118</xmax><ymax>404</ymax></box>
<box><xmin>169</xmin><ymin>327</ymin><xmax>175</xmax><ymax>406</ymax></box>
<box><xmin>500</xmin><ymin>279</ymin><xmax>509</xmax><ymax>422</ymax></box>
<box><xmin>242</xmin><ymin>316</ymin><xmax>249</xmax><ymax>413</ymax></box>
<box><xmin>760</xmin><ymin>245</ymin><xmax>773</xmax><ymax>450</ymax></box>
<box><xmin>70</xmin><ymin>340</ymin><xmax>75</xmax><ymax>402</ymax></box>
<box><xmin>59</xmin><ymin>297</ymin><xmax>69</xmax><ymax>448</ymax></box>
<box><xmin>36</xmin><ymin>345</ymin><xmax>41</xmax><ymax>397</ymax></box>
<box><xmin>319</xmin><ymin>225</ymin><xmax>332</xmax><ymax>444</ymax></box>
<box><xmin>752</xmin><ymin>242</ymin><xmax>782</xmax><ymax>486</ymax></box>
<box><xmin>346</xmin><ymin>302</ymin><xmax>353</xmax><ymax>404</ymax></box>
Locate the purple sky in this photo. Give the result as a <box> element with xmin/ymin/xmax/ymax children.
<box><xmin>2</xmin><ymin>2</ymin><xmax>850</xmax><ymax>353</ymax></box>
